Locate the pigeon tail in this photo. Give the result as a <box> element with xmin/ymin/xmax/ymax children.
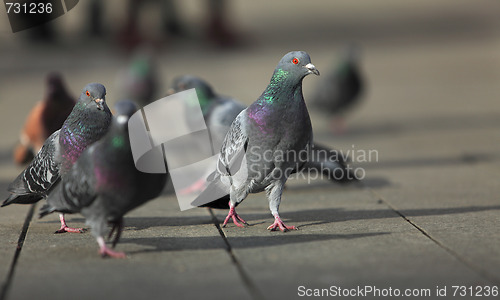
<box><xmin>39</xmin><ymin>203</ymin><xmax>56</xmax><ymax>218</ymax></box>
<box><xmin>2</xmin><ymin>193</ymin><xmax>42</xmax><ymax>207</ymax></box>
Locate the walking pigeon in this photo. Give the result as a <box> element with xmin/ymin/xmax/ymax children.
<box><xmin>40</xmin><ymin>100</ymin><xmax>167</xmax><ymax>258</ymax></box>
<box><xmin>3</xmin><ymin>83</ymin><xmax>112</xmax><ymax>234</ymax></box>
<box><xmin>194</xmin><ymin>51</ymin><xmax>319</xmax><ymax>231</ymax></box>
<box><xmin>13</xmin><ymin>72</ymin><xmax>76</xmax><ymax>165</ymax></box>
<box><xmin>311</xmin><ymin>44</ymin><xmax>364</xmax><ymax>134</ymax></box>
<box><xmin>170</xmin><ymin>75</ymin><xmax>356</xmax><ymax>198</ymax></box>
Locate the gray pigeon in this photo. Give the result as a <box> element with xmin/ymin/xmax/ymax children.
<box><xmin>3</xmin><ymin>83</ymin><xmax>112</xmax><ymax>234</ymax></box>
<box><xmin>170</xmin><ymin>75</ymin><xmax>356</xmax><ymax>198</ymax></box>
<box><xmin>311</xmin><ymin>44</ymin><xmax>364</xmax><ymax>133</ymax></box>
<box><xmin>40</xmin><ymin>100</ymin><xmax>167</xmax><ymax>258</ymax></box>
<box><xmin>194</xmin><ymin>51</ymin><xmax>319</xmax><ymax>231</ymax></box>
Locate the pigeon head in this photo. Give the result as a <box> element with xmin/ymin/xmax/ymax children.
<box><xmin>114</xmin><ymin>100</ymin><xmax>138</xmax><ymax>119</ymax></box>
<box><xmin>276</xmin><ymin>51</ymin><xmax>320</xmax><ymax>79</ymax></box>
<box><xmin>79</xmin><ymin>83</ymin><xmax>107</xmax><ymax>111</ymax></box>
<box><xmin>46</xmin><ymin>72</ymin><xmax>69</xmax><ymax>101</ymax></box>
<box><xmin>170</xmin><ymin>75</ymin><xmax>216</xmax><ymax>112</ymax></box>
<box><xmin>113</xmin><ymin>100</ymin><xmax>137</xmax><ymax>131</ymax></box>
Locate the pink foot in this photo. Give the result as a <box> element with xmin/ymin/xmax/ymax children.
<box><xmin>267</xmin><ymin>215</ymin><xmax>297</xmax><ymax>232</ymax></box>
<box><xmin>55</xmin><ymin>225</ymin><xmax>86</xmax><ymax>234</ymax></box>
<box><xmin>222</xmin><ymin>205</ymin><xmax>248</xmax><ymax>228</ymax></box>
<box><xmin>97</xmin><ymin>237</ymin><xmax>126</xmax><ymax>259</ymax></box>
<box><xmin>179</xmin><ymin>177</ymin><xmax>207</xmax><ymax>195</ymax></box>
<box><xmin>54</xmin><ymin>214</ymin><xmax>86</xmax><ymax>234</ymax></box>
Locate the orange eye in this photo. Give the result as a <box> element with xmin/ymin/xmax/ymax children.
<box><xmin>292</xmin><ymin>58</ymin><xmax>299</xmax><ymax>65</ymax></box>
<box><xmin>86</xmin><ymin>91</ymin><xmax>90</xmax><ymax>97</ymax></box>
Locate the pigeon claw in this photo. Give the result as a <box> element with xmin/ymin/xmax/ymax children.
<box><xmin>267</xmin><ymin>215</ymin><xmax>297</xmax><ymax>232</ymax></box>
<box><xmin>99</xmin><ymin>246</ymin><xmax>126</xmax><ymax>259</ymax></box>
<box><xmin>54</xmin><ymin>225</ymin><xmax>86</xmax><ymax>234</ymax></box>
<box><xmin>222</xmin><ymin>207</ymin><xmax>248</xmax><ymax>228</ymax></box>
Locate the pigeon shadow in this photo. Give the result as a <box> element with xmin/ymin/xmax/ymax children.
<box><xmin>211</xmin><ymin>205</ymin><xmax>500</xmax><ymax>229</ymax></box>
<box><xmin>122</xmin><ymin>232</ymin><xmax>389</xmax><ymax>254</ymax></box>
<box><xmin>285</xmin><ymin>175</ymin><xmax>392</xmax><ymax>190</ymax></box>
<box><xmin>38</xmin><ymin>214</ymin><xmax>215</xmax><ymax>230</ymax></box>
<box><xmin>363</xmin><ymin>152</ymin><xmax>498</xmax><ymax>170</ymax></box>
<box><xmin>40</xmin><ymin>205</ymin><xmax>500</xmax><ymax>233</ymax></box>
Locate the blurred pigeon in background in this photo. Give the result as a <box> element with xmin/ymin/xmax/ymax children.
<box><xmin>192</xmin><ymin>51</ymin><xmax>319</xmax><ymax>231</ymax></box>
<box><xmin>311</xmin><ymin>44</ymin><xmax>364</xmax><ymax>134</ymax></box>
<box><xmin>115</xmin><ymin>47</ymin><xmax>160</xmax><ymax>108</ymax></box>
<box><xmin>40</xmin><ymin>100</ymin><xmax>167</xmax><ymax>258</ymax></box>
<box><xmin>169</xmin><ymin>75</ymin><xmax>246</xmax><ymax>152</ymax></box>
<box><xmin>13</xmin><ymin>72</ymin><xmax>76</xmax><ymax>165</ymax></box>
<box><xmin>3</xmin><ymin>83</ymin><xmax>112</xmax><ymax>234</ymax></box>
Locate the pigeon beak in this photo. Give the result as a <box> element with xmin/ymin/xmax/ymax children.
<box><xmin>95</xmin><ymin>98</ymin><xmax>104</xmax><ymax>110</ymax></box>
<box><xmin>167</xmin><ymin>88</ymin><xmax>176</xmax><ymax>95</ymax></box>
<box><xmin>305</xmin><ymin>63</ymin><xmax>320</xmax><ymax>76</ymax></box>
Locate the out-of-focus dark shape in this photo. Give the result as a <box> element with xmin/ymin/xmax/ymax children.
<box><xmin>116</xmin><ymin>0</ymin><xmax>242</xmax><ymax>50</ymax></box>
<box><xmin>311</xmin><ymin>44</ymin><xmax>365</xmax><ymax>134</ymax></box>
<box><xmin>13</xmin><ymin>72</ymin><xmax>76</xmax><ymax>165</ymax></box>
<box><xmin>205</xmin><ymin>0</ymin><xmax>242</xmax><ymax>47</ymax></box>
<box><xmin>115</xmin><ymin>47</ymin><xmax>160</xmax><ymax>108</ymax></box>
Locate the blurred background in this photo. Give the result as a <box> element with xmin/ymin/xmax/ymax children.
<box><xmin>0</xmin><ymin>0</ymin><xmax>499</xmax><ymax>187</ymax></box>
<box><xmin>1</xmin><ymin>1</ymin><xmax>500</xmax><ymax>298</ymax></box>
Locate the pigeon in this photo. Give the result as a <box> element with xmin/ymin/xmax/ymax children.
<box><xmin>13</xmin><ymin>72</ymin><xmax>76</xmax><ymax>165</ymax></box>
<box><xmin>3</xmin><ymin>83</ymin><xmax>112</xmax><ymax>234</ymax></box>
<box><xmin>169</xmin><ymin>75</ymin><xmax>246</xmax><ymax>152</ymax></box>
<box><xmin>40</xmin><ymin>100</ymin><xmax>167</xmax><ymax>258</ymax></box>
<box><xmin>311</xmin><ymin>44</ymin><xmax>364</xmax><ymax>133</ymax></box>
<box><xmin>170</xmin><ymin>75</ymin><xmax>356</xmax><ymax>197</ymax></box>
<box><xmin>194</xmin><ymin>51</ymin><xmax>319</xmax><ymax>232</ymax></box>
<box><xmin>115</xmin><ymin>47</ymin><xmax>159</xmax><ymax>108</ymax></box>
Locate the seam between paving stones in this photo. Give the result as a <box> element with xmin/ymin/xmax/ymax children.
<box><xmin>207</xmin><ymin>208</ymin><xmax>267</xmax><ymax>300</ymax></box>
<box><xmin>367</xmin><ymin>188</ymin><xmax>500</xmax><ymax>285</ymax></box>
<box><xmin>0</xmin><ymin>204</ymin><xmax>36</xmax><ymax>300</ymax></box>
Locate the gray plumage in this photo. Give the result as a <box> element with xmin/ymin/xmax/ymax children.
<box><xmin>171</xmin><ymin>75</ymin><xmax>354</xmax><ymax>183</ymax></box>
<box><xmin>194</xmin><ymin>51</ymin><xmax>320</xmax><ymax>231</ymax></box>
<box><xmin>172</xmin><ymin>75</ymin><xmax>356</xmax><ymax>209</ymax></box>
<box><xmin>3</xmin><ymin>83</ymin><xmax>112</xmax><ymax>233</ymax></box>
<box><xmin>40</xmin><ymin>100</ymin><xmax>167</xmax><ymax>258</ymax></box>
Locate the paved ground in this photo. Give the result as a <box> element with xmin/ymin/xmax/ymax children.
<box><xmin>0</xmin><ymin>1</ymin><xmax>499</xmax><ymax>299</ymax></box>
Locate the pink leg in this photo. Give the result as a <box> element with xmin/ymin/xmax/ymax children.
<box><xmin>54</xmin><ymin>214</ymin><xmax>86</xmax><ymax>234</ymax></box>
<box><xmin>97</xmin><ymin>237</ymin><xmax>126</xmax><ymax>259</ymax></box>
<box><xmin>267</xmin><ymin>214</ymin><xmax>297</xmax><ymax>232</ymax></box>
<box><xmin>222</xmin><ymin>203</ymin><xmax>248</xmax><ymax>228</ymax></box>
<box><xmin>178</xmin><ymin>177</ymin><xmax>207</xmax><ymax>195</ymax></box>
<box><xmin>330</xmin><ymin>117</ymin><xmax>346</xmax><ymax>135</ymax></box>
